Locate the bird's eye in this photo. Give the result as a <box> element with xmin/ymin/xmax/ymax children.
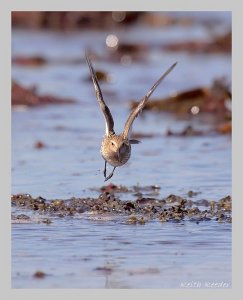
<box><xmin>111</xmin><ymin>142</ymin><xmax>115</xmax><ymax>146</ymax></box>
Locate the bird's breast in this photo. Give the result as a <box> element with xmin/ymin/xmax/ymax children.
<box><xmin>100</xmin><ymin>141</ymin><xmax>131</xmax><ymax>167</ymax></box>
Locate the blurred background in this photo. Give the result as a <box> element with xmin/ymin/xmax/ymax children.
<box><xmin>11</xmin><ymin>11</ymin><xmax>232</xmax><ymax>289</ymax></box>
<box><xmin>12</xmin><ymin>11</ymin><xmax>231</xmax><ymax>200</ymax></box>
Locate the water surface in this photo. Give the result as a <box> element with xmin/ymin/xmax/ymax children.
<box><xmin>11</xmin><ymin>12</ymin><xmax>231</xmax><ymax>288</ymax></box>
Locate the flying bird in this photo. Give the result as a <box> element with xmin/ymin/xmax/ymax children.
<box><xmin>86</xmin><ymin>51</ymin><xmax>177</xmax><ymax>181</ymax></box>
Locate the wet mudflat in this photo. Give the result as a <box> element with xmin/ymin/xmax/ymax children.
<box><xmin>11</xmin><ymin>188</ymin><xmax>231</xmax><ymax>288</ymax></box>
<box><xmin>11</xmin><ymin>12</ymin><xmax>231</xmax><ymax>288</ymax></box>
<box><xmin>12</xmin><ymin>190</ymin><xmax>231</xmax><ymax>224</ymax></box>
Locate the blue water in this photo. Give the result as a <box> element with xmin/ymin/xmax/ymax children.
<box><xmin>11</xmin><ymin>11</ymin><xmax>231</xmax><ymax>288</ymax></box>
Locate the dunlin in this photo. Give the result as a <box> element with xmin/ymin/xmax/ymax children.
<box><xmin>86</xmin><ymin>51</ymin><xmax>177</xmax><ymax>181</ymax></box>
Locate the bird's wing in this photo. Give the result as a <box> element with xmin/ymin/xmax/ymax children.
<box><xmin>122</xmin><ymin>62</ymin><xmax>177</xmax><ymax>139</ymax></box>
<box><xmin>85</xmin><ymin>51</ymin><xmax>115</xmax><ymax>135</ymax></box>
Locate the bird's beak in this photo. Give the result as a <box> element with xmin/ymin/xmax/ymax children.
<box><xmin>117</xmin><ymin>149</ymin><xmax>121</xmax><ymax>163</ymax></box>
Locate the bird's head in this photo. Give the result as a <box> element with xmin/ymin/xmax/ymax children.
<box><xmin>108</xmin><ymin>135</ymin><xmax>129</xmax><ymax>162</ymax></box>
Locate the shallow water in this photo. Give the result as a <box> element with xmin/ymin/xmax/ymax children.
<box><xmin>12</xmin><ymin>215</ymin><xmax>231</xmax><ymax>288</ymax></box>
<box><xmin>11</xmin><ymin>12</ymin><xmax>231</xmax><ymax>288</ymax></box>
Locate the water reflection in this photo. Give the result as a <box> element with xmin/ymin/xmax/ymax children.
<box><xmin>12</xmin><ymin>11</ymin><xmax>231</xmax><ymax>288</ymax></box>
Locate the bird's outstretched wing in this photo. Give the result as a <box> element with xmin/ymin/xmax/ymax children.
<box><xmin>122</xmin><ymin>62</ymin><xmax>177</xmax><ymax>139</ymax></box>
<box><xmin>85</xmin><ymin>50</ymin><xmax>115</xmax><ymax>135</ymax></box>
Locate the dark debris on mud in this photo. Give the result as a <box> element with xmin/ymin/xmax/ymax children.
<box><xmin>130</xmin><ymin>78</ymin><xmax>231</xmax><ymax>115</ymax></box>
<box><xmin>11</xmin><ymin>186</ymin><xmax>232</xmax><ymax>224</ymax></box>
<box><xmin>12</xmin><ymin>81</ymin><xmax>76</xmax><ymax>107</ymax></box>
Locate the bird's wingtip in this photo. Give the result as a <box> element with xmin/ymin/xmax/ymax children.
<box><xmin>84</xmin><ymin>47</ymin><xmax>92</xmax><ymax>59</ymax></box>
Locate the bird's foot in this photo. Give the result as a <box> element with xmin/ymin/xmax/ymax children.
<box><xmin>104</xmin><ymin>172</ymin><xmax>114</xmax><ymax>182</ymax></box>
<box><xmin>104</xmin><ymin>166</ymin><xmax>116</xmax><ymax>182</ymax></box>
<box><xmin>103</xmin><ymin>161</ymin><xmax>107</xmax><ymax>178</ymax></box>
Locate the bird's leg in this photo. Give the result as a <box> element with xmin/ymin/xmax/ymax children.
<box><xmin>103</xmin><ymin>161</ymin><xmax>107</xmax><ymax>178</ymax></box>
<box><xmin>104</xmin><ymin>167</ymin><xmax>116</xmax><ymax>182</ymax></box>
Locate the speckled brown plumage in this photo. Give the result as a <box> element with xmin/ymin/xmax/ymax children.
<box><xmin>86</xmin><ymin>50</ymin><xmax>177</xmax><ymax>181</ymax></box>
